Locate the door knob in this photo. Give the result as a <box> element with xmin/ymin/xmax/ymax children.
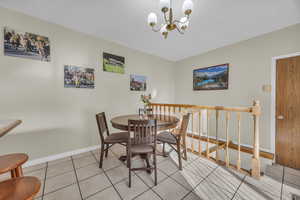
<box><xmin>277</xmin><ymin>115</ymin><xmax>284</xmax><ymax>120</ymax></box>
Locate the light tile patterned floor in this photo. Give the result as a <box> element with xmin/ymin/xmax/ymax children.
<box><xmin>1</xmin><ymin>144</ymin><xmax>299</xmax><ymax>200</ymax></box>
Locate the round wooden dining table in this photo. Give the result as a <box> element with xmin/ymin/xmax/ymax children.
<box><xmin>111</xmin><ymin>114</ymin><xmax>180</xmax><ymax>131</ymax></box>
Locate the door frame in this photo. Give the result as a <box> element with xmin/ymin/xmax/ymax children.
<box><xmin>270</xmin><ymin>52</ymin><xmax>300</xmax><ymax>162</ymax></box>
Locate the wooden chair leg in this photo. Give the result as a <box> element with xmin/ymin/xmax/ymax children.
<box><xmin>152</xmin><ymin>153</ymin><xmax>155</xmax><ymax>165</ymax></box>
<box><xmin>177</xmin><ymin>141</ymin><xmax>183</xmax><ymax>170</ymax></box>
<box><xmin>162</xmin><ymin>142</ymin><xmax>167</xmax><ymax>157</ymax></box>
<box><xmin>145</xmin><ymin>154</ymin><xmax>151</xmax><ymax>168</ymax></box>
<box><xmin>126</xmin><ymin>147</ymin><xmax>130</xmax><ymax>168</ymax></box>
<box><xmin>145</xmin><ymin>154</ymin><xmax>152</xmax><ymax>174</ymax></box>
<box><xmin>154</xmin><ymin>151</ymin><xmax>157</xmax><ymax>186</ymax></box>
<box><xmin>105</xmin><ymin>144</ymin><xmax>109</xmax><ymax>158</ymax></box>
<box><xmin>182</xmin><ymin>136</ymin><xmax>188</xmax><ymax>160</ymax></box>
<box><xmin>99</xmin><ymin>144</ymin><xmax>105</xmax><ymax>168</ymax></box>
<box><xmin>128</xmin><ymin>153</ymin><xmax>132</xmax><ymax>188</ymax></box>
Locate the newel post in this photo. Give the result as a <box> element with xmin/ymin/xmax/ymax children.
<box><xmin>251</xmin><ymin>100</ymin><xmax>261</xmax><ymax>178</ymax></box>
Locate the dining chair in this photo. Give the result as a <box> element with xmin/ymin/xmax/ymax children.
<box><xmin>96</xmin><ymin>112</ymin><xmax>128</xmax><ymax>168</ymax></box>
<box><xmin>157</xmin><ymin>113</ymin><xmax>190</xmax><ymax>170</ymax></box>
<box><xmin>138</xmin><ymin>108</ymin><xmax>153</xmax><ymax>115</ymax></box>
<box><xmin>127</xmin><ymin>119</ymin><xmax>157</xmax><ymax>188</ymax></box>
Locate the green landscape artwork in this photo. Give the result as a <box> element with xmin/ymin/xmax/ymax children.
<box><xmin>103</xmin><ymin>52</ymin><xmax>125</xmax><ymax>74</ymax></box>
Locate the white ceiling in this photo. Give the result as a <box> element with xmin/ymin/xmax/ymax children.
<box><xmin>1</xmin><ymin>0</ymin><xmax>299</xmax><ymax>61</ymax></box>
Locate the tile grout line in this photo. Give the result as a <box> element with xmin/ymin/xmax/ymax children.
<box><xmin>43</xmin><ymin>183</ymin><xmax>78</xmax><ymax>197</ymax></box>
<box><xmin>101</xmin><ymin>149</ymin><xmax>178</xmax><ymax>200</ymax></box>
<box><xmin>31</xmin><ymin>152</ymin><xmax>109</xmax><ymax>198</ymax></box>
<box><xmin>24</xmin><ymin>166</ymin><xmax>46</xmax><ymax>174</ymax></box>
<box><xmin>230</xmin><ymin>174</ymin><xmax>246</xmax><ymax>200</ymax></box>
<box><xmin>71</xmin><ymin>156</ymin><xmax>84</xmax><ymax>200</ymax></box>
<box><xmin>39</xmin><ymin>158</ymin><xmax>97</xmax><ymax>181</ymax></box>
<box><xmin>207</xmin><ymin>166</ymin><xmax>246</xmax><ymax>199</ymax></box>
<box><xmin>150</xmin><ymin>155</ymin><xmax>216</xmax><ymax>195</ymax></box>
<box><xmin>180</xmin><ymin>165</ymin><xmax>219</xmax><ymax>200</ymax></box>
<box><xmin>133</xmin><ymin>170</ymin><xmax>164</xmax><ymax>200</ymax></box>
<box><xmin>101</xmin><ymin>151</ymin><xmax>128</xmax><ymax>172</ymax></box>
<box><xmin>131</xmin><ymin>188</ymin><xmax>157</xmax><ymax>200</ymax></box>
<box><xmin>129</xmin><ymin>151</ymin><xmax>195</xmax><ymax>200</ymax></box>
<box><xmin>159</xmin><ymin>154</ymin><xmax>202</xmax><ymax>179</ymax></box>
<box><xmin>151</xmin><ymin>156</ymin><xmax>214</xmax><ymax>200</ymax></box>
<box><xmin>200</xmin><ymin>168</ymin><xmax>234</xmax><ymax>200</ymax></box>
<box><xmin>35</xmin><ymin>148</ymin><xmax>244</xmax><ymax>200</ymax></box>
<box><xmin>96</xmin><ymin>162</ymin><xmax>124</xmax><ymax>200</ymax></box>
<box><xmin>91</xmin><ymin>150</ymin><xmax>124</xmax><ymax>200</ymax></box>
<box><xmin>41</xmin><ymin>162</ymin><xmax>48</xmax><ymax>200</ymax></box>
<box><xmin>93</xmin><ymin>149</ymin><xmax>129</xmax><ymax>172</ymax></box>
<box><xmin>206</xmin><ymin>166</ymin><xmax>245</xmax><ymax>199</ymax></box>
<box><xmin>83</xmin><ymin>184</ymin><xmax>114</xmax><ymax>200</ymax></box>
<box><xmin>160</xmin><ymin>156</ymin><xmax>214</xmax><ymax>191</ymax></box>
<box><xmin>35</xmin><ymin>148</ymin><xmax>237</xmax><ymax>200</ymax></box>
<box><xmin>167</xmin><ymin>157</ymin><xmax>213</xmax><ymax>190</ymax></box>
<box><xmin>180</xmin><ymin>166</ymin><xmax>218</xmax><ymax>200</ymax></box>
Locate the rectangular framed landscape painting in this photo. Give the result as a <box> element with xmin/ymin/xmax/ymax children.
<box><xmin>103</xmin><ymin>52</ymin><xmax>125</xmax><ymax>74</ymax></box>
<box><xmin>130</xmin><ymin>74</ymin><xmax>146</xmax><ymax>91</ymax></box>
<box><xmin>193</xmin><ymin>63</ymin><xmax>229</xmax><ymax>90</ymax></box>
<box><xmin>64</xmin><ymin>65</ymin><xmax>95</xmax><ymax>89</ymax></box>
<box><xmin>4</xmin><ymin>27</ymin><xmax>51</xmax><ymax>62</ymax></box>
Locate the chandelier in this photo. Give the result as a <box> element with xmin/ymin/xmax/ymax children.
<box><xmin>147</xmin><ymin>0</ymin><xmax>194</xmax><ymax>39</ymax></box>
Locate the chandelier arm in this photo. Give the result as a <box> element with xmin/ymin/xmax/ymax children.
<box><xmin>151</xmin><ymin>23</ymin><xmax>164</xmax><ymax>32</ymax></box>
<box><xmin>174</xmin><ymin>17</ymin><xmax>190</xmax><ymax>24</ymax></box>
<box><xmin>151</xmin><ymin>26</ymin><xmax>161</xmax><ymax>32</ymax></box>
<box><xmin>174</xmin><ymin>20</ymin><xmax>184</xmax><ymax>24</ymax></box>
<box><xmin>175</xmin><ymin>25</ymin><xmax>185</xmax><ymax>34</ymax></box>
<box><xmin>163</xmin><ymin>12</ymin><xmax>169</xmax><ymax>24</ymax></box>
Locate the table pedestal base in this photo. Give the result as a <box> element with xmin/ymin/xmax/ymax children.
<box><xmin>119</xmin><ymin>153</ymin><xmax>155</xmax><ymax>174</ymax></box>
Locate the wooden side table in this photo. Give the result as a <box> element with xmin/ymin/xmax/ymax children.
<box><xmin>0</xmin><ymin>119</ymin><xmax>41</xmax><ymax>199</ymax></box>
<box><xmin>0</xmin><ymin>120</ymin><xmax>27</xmax><ymax>178</ymax></box>
<box><xmin>0</xmin><ymin>176</ymin><xmax>41</xmax><ymax>200</ymax></box>
<box><xmin>0</xmin><ymin>153</ymin><xmax>28</xmax><ymax>178</ymax></box>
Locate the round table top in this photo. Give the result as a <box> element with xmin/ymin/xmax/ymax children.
<box><xmin>0</xmin><ymin>153</ymin><xmax>28</xmax><ymax>175</ymax></box>
<box><xmin>111</xmin><ymin>114</ymin><xmax>179</xmax><ymax>131</ymax></box>
<box><xmin>0</xmin><ymin>176</ymin><xmax>41</xmax><ymax>200</ymax></box>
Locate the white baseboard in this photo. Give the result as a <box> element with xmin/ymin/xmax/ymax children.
<box><xmin>24</xmin><ymin>145</ymin><xmax>101</xmax><ymax>167</ymax></box>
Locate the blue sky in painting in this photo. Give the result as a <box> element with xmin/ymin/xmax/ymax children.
<box><xmin>194</xmin><ymin>64</ymin><xmax>228</xmax><ymax>78</ymax></box>
<box><xmin>131</xmin><ymin>74</ymin><xmax>146</xmax><ymax>83</ymax></box>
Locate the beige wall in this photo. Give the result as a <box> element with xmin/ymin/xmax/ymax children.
<box><xmin>1</xmin><ymin>5</ymin><xmax>300</xmax><ymax>161</ymax></box>
<box><xmin>174</xmin><ymin>23</ymin><xmax>300</xmax><ymax>151</ymax></box>
<box><xmin>0</xmin><ymin>7</ymin><xmax>175</xmax><ymax>160</ymax></box>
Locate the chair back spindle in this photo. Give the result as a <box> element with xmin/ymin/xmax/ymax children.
<box><xmin>179</xmin><ymin>113</ymin><xmax>190</xmax><ymax>160</ymax></box>
<box><xmin>138</xmin><ymin>108</ymin><xmax>153</xmax><ymax>115</ymax></box>
<box><xmin>179</xmin><ymin>113</ymin><xmax>190</xmax><ymax>137</ymax></box>
<box><xmin>128</xmin><ymin>119</ymin><xmax>157</xmax><ymax>146</ymax></box>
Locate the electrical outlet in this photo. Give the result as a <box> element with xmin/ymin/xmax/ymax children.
<box><xmin>262</xmin><ymin>84</ymin><xmax>271</xmax><ymax>93</ymax></box>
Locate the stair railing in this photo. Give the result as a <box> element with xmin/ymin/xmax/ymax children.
<box><xmin>149</xmin><ymin>100</ymin><xmax>265</xmax><ymax>178</ymax></box>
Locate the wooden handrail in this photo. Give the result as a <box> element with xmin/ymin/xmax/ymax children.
<box><xmin>150</xmin><ymin>103</ymin><xmax>252</xmax><ymax>113</ymax></box>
